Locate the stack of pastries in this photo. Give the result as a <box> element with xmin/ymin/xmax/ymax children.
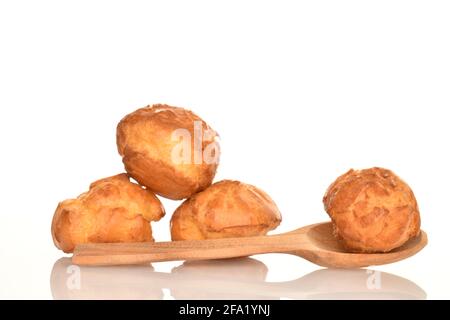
<box><xmin>52</xmin><ymin>104</ymin><xmax>421</xmax><ymax>255</ymax></box>
<box><xmin>52</xmin><ymin>104</ymin><xmax>282</xmax><ymax>253</ymax></box>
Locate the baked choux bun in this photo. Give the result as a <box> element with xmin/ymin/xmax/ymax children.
<box><xmin>51</xmin><ymin>173</ymin><xmax>165</xmax><ymax>253</ymax></box>
<box><xmin>116</xmin><ymin>104</ymin><xmax>220</xmax><ymax>200</ymax></box>
<box><xmin>170</xmin><ymin>180</ymin><xmax>282</xmax><ymax>240</ymax></box>
<box><xmin>323</xmin><ymin>167</ymin><xmax>421</xmax><ymax>253</ymax></box>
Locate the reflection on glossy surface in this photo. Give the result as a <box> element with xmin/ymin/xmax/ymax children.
<box><xmin>51</xmin><ymin>257</ymin><xmax>426</xmax><ymax>300</ymax></box>
<box><xmin>170</xmin><ymin>259</ymin><xmax>270</xmax><ymax>299</ymax></box>
<box><xmin>276</xmin><ymin>268</ymin><xmax>426</xmax><ymax>300</ymax></box>
<box><xmin>50</xmin><ymin>258</ymin><xmax>163</xmax><ymax>300</ymax></box>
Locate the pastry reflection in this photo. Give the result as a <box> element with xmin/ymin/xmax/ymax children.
<box><xmin>170</xmin><ymin>258</ymin><xmax>270</xmax><ymax>299</ymax></box>
<box><xmin>269</xmin><ymin>268</ymin><xmax>426</xmax><ymax>300</ymax></box>
<box><xmin>51</xmin><ymin>257</ymin><xmax>426</xmax><ymax>300</ymax></box>
<box><xmin>50</xmin><ymin>258</ymin><xmax>163</xmax><ymax>300</ymax></box>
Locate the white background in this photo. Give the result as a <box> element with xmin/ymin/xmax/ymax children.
<box><xmin>1</xmin><ymin>1</ymin><xmax>449</xmax><ymax>299</ymax></box>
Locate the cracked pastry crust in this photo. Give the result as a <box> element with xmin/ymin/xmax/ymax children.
<box><xmin>116</xmin><ymin>104</ymin><xmax>220</xmax><ymax>200</ymax></box>
<box><xmin>323</xmin><ymin>167</ymin><xmax>421</xmax><ymax>253</ymax></box>
<box><xmin>170</xmin><ymin>180</ymin><xmax>282</xmax><ymax>240</ymax></box>
<box><xmin>51</xmin><ymin>173</ymin><xmax>165</xmax><ymax>253</ymax></box>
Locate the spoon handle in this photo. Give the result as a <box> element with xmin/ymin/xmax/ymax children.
<box><xmin>72</xmin><ymin>233</ymin><xmax>309</xmax><ymax>266</ymax></box>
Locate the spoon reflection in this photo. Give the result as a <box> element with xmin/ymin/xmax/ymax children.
<box><xmin>51</xmin><ymin>257</ymin><xmax>426</xmax><ymax>300</ymax></box>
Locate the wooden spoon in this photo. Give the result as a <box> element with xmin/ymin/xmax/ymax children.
<box><xmin>72</xmin><ymin>222</ymin><xmax>427</xmax><ymax>268</ymax></box>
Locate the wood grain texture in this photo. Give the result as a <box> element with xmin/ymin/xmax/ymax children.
<box><xmin>72</xmin><ymin>222</ymin><xmax>427</xmax><ymax>268</ymax></box>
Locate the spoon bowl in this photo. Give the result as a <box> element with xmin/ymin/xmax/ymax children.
<box><xmin>291</xmin><ymin>222</ymin><xmax>427</xmax><ymax>268</ymax></box>
<box><xmin>73</xmin><ymin>222</ymin><xmax>427</xmax><ymax>268</ymax></box>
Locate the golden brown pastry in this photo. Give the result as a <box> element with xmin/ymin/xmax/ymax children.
<box><xmin>323</xmin><ymin>167</ymin><xmax>420</xmax><ymax>253</ymax></box>
<box><xmin>51</xmin><ymin>173</ymin><xmax>165</xmax><ymax>253</ymax></box>
<box><xmin>171</xmin><ymin>180</ymin><xmax>282</xmax><ymax>240</ymax></box>
<box><xmin>116</xmin><ymin>104</ymin><xmax>220</xmax><ymax>200</ymax></box>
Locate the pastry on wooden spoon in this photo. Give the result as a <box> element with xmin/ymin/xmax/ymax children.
<box><xmin>170</xmin><ymin>180</ymin><xmax>282</xmax><ymax>240</ymax></box>
<box><xmin>52</xmin><ymin>173</ymin><xmax>165</xmax><ymax>253</ymax></box>
<box><xmin>323</xmin><ymin>167</ymin><xmax>421</xmax><ymax>253</ymax></box>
